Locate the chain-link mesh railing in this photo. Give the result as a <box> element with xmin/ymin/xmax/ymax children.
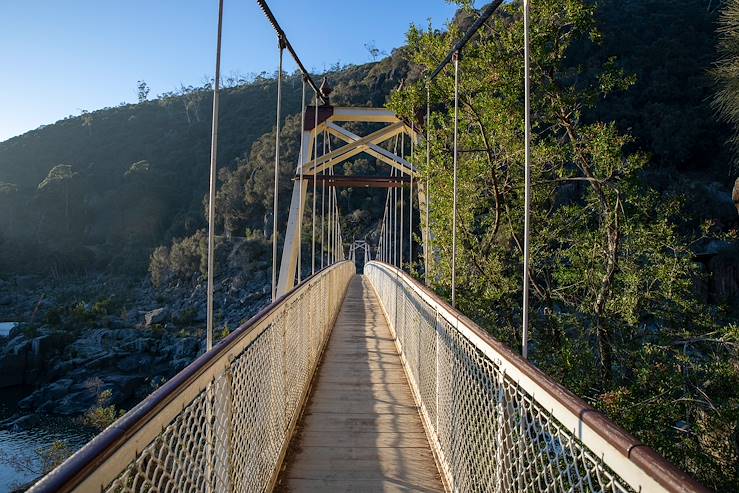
<box><xmin>30</xmin><ymin>261</ymin><xmax>355</xmax><ymax>493</ymax></box>
<box><xmin>365</xmin><ymin>261</ymin><xmax>708</xmax><ymax>493</ymax></box>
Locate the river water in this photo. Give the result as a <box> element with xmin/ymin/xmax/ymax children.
<box><xmin>0</xmin><ymin>324</ymin><xmax>17</xmax><ymax>337</ymax></box>
<box><xmin>0</xmin><ymin>387</ymin><xmax>92</xmax><ymax>492</ymax></box>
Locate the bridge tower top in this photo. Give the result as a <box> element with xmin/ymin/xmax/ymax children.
<box><xmin>276</xmin><ymin>104</ymin><xmax>426</xmax><ymax>296</ymax></box>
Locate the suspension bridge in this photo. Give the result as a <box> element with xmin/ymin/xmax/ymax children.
<box><xmin>29</xmin><ymin>1</ymin><xmax>709</xmax><ymax>492</ymax></box>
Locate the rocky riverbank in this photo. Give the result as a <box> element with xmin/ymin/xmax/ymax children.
<box><xmin>0</xmin><ymin>267</ymin><xmax>271</xmax><ymax>427</ymax></box>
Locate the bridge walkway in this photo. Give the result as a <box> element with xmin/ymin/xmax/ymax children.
<box><xmin>277</xmin><ymin>275</ymin><xmax>444</xmax><ymax>492</ymax></box>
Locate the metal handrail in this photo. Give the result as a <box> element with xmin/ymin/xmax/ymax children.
<box><xmin>30</xmin><ymin>261</ymin><xmax>355</xmax><ymax>493</ymax></box>
<box><xmin>365</xmin><ymin>260</ymin><xmax>709</xmax><ymax>493</ymax></box>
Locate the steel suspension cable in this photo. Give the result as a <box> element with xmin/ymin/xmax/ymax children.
<box><xmin>383</xmin><ymin>188</ymin><xmax>391</xmax><ymax>262</ymax></box>
<box><xmin>385</xmin><ymin>188</ymin><xmax>392</xmax><ymax>264</ymax></box>
<box><xmin>400</xmin><ymin>133</ymin><xmax>405</xmax><ymax>269</ymax></box>
<box><xmin>271</xmin><ymin>40</ymin><xmax>285</xmax><ymax>301</ymax></box>
<box><xmin>205</xmin><ymin>0</ymin><xmax>224</xmax><ymax>351</ymax></box>
<box><xmin>327</xmin><ymin>134</ymin><xmax>334</xmax><ymax>264</ymax></box>
<box><xmin>392</xmin><ymin>136</ymin><xmax>399</xmax><ymax>267</ymax></box>
<box><xmin>333</xmin><ymin>191</ymin><xmax>338</xmax><ymax>261</ymax></box>
<box><xmin>377</xmin><ymin>192</ymin><xmax>390</xmax><ymax>262</ymax></box>
<box><xmin>389</xmin><ymin>168</ymin><xmax>393</xmax><ymax>264</ymax></box>
<box><xmin>377</xmin><ymin>225</ymin><xmax>381</xmax><ymax>262</ymax></box>
<box><xmin>378</xmin><ymin>214</ymin><xmax>382</xmax><ymax>262</ymax></box>
<box><xmin>378</xmin><ymin>222</ymin><xmax>382</xmax><ymax>262</ymax></box>
<box><xmin>383</xmin><ymin>196</ymin><xmax>388</xmax><ymax>262</ymax></box>
<box><xmin>409</xmin><ymin>136</ymin><xmax>414</xmax><ymax>269</ymax></box>
<box><xmin>311</xmin><ymin>88</ymin><xmax>318</xmax><ymax>275</ymax></box>
<box><xmin>425</xmin><ymin>82</ymin><xmax>431</xmax><ymax>284</ymax></box>
<box><xmin>327</xmin><ymin>170</ymin><xmax>331</xmax><ymax>263</ymax></box>
<box><xmin>321</xmin><ymin>131</ymin><xmax>326</xmax><ymax>268</ymax></box>
<box><xmin>327</xmin><ymin>169</ymin><xmax>332</xmax><ymax>264</ymax></box>
<box><xmin>392</xmin><ymin>160</ymin><xmax>397</xmax><ymax>267</ymax></box>
<box><xmin>328</xmin><ymin>134</ymin><xmax>336</xmax><ymax>263</ymax></box>
<box><xmin>522</xmin><ymin>0</ymin><xmax>532</xmax><ymax>359</ymax></box>
<box><xmin>297</xmin><ymin>78</ymin><xmax>306</xmax><ymax>284</ymax></box>
<box><xmin>451</xmin><ymin>51</ymin><xmax>459</xmax><ymax>308</ymax></box>
<box><xmin>334</xmin><ymin>188</ymin><xmax>340</xmax><ymax>260</ymax></box>
<box><xmin>385</xmin><ymin>195</ymin><xmax>389</xmax><ymax>262</ymax></box>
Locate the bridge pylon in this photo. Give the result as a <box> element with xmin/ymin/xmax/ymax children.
<box><xmin>276</xmin><ymin>105</ymin><xmax>428</xmax><ymax>296</ymax></box>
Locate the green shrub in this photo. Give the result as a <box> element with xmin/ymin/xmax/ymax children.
<box><xmin>81</xmin><ymin>389</ymin><xmax>124</xmax><ymax>431</ymax></box>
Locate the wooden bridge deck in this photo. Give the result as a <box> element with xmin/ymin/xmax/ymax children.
<box><xmin>277</xmin><ymin>275</ymin><xmax>444</xmax><ymax>492</ymax></box>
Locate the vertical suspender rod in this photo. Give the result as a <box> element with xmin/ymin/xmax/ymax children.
<box><xmin>271</xmin><ymin>39</ymin><xmax>285</xmax><ymax>301</ymax></box>
<box><xmin>206</xmin><ymin>0</ymin><xmax>224</xmax><ymax>351</ymax></box>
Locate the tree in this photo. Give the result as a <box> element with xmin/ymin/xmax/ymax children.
<box><xmin>81</xmin><ymin>389</ymin><xmax>124</xmax><ymax>431</ymax></box>
<box><xmin>364</xmin><ymin>41</ymin><xmax>385</xmax><ymax>62</ymax></box>
<box><xmin>713</xmin><ymin>0</ymin><xmax>739</xmax><ymax>170</ymax></box>
<box><xmin>137</xmin><ymin>80</ymin><xmax>150</xmax><ymax>103</ymax></box>
<box><xmin>389</xmin><ymin>1</ymin><xmax>738</xmax><ymax>488</ymax></box>
<box><xmin>36</xmin><ymin>164</ymin><xmax>82</xmax><ymax>236</ymax></box>
<box><xmin>81</xmin><ymin>111</ymin><xmax>93</xmax><ymax>136</ymax></box>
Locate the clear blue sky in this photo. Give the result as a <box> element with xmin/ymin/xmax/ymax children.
<box><xmin>0</xmin><ymin>1</ymin><xmax>463</xmax><ymax>142</ymax></box>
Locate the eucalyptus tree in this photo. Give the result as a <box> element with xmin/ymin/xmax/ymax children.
<box><xmin>713</xmin><ymin>0</ymin><xmax>739</xmax><ymax>170</ymax></box>
<box><xmin>390</xmin><ymin>1</ymin><xmax>737</xmax><ymax>488</ymax></box>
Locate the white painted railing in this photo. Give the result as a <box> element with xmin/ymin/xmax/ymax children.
<box><xmin>30</xmin><ymin>261</ymin><xmax>355</xmax><ymax>493</ymax></box>
<box><xmin>365</xmin><ymin>261</ymin><xmax>708</xmax><ymax>493</ymax></box>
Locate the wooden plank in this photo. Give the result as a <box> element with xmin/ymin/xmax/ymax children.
<box><xmin>299</xmin><ymin>431</ymin><xmax>432</xmax><ymax>448</ymax></box>
<box><xmin>311</xmin><ymin>385</ymin><xmax>414</xmax><ymax>402</ymax></box>
<box><xmin>285</xmin><ymin>446</ymin><xmax>436</xmax><ymax>462</ymax></box>
<box><xmin>306</xmin><ymin>398</ymin><xmax>418</xmax><ymax>415</ymax></box>
<box><xmin>300</xmin><ymin>413</ymin><xmax>425</xmax><ymax>433</ymax></box>
<box><xmin>277</xmin><ymin>276</ymin><xmax>444</xmax><ymax>492</ymax></box>
<box><xmin>281</xmin><ymin>479</ymin><xmax>443</xmax><ymax>493</ymax></box>
<box><xmin>287</xmin><ymin>459</ymin><xmax>442</xmax><ymax>482</ymax></box>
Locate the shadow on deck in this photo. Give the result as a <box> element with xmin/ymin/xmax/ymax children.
<box><xmin>276</xmin><ymin>275</ymin><xmax>444</xmax><ymax>492</ymax></box>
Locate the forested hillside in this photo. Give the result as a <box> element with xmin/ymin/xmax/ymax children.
<box><xmin>0</xmin><ymin>55</ymin><xmax>413</xmax><ymax>276</ymax></box>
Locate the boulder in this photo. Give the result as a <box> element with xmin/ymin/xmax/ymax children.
<box><xmin>116</xmin><ymin>353</ymin><xmax>154</xmax><ymax>372</ymax></box>
<box><xmin>55</xmin><ymin>387</ymin><xmax>99</xmax><ymax>415</ymax></box>
<box><xmin>30</xmin><ymin>332</ymin><xmax>68</xmax><ymax>362</ymax></box>
<box><xmin>733</xmin><ymin>177</ymin><xmax>739</xmax><ymax>215</ymax></box>
<box><xmin>8</xmin><ymin>413</ymin><xmax>41</xmax><ymax>431</ymax></box>
<box><xmin>18</xmin><ymin>378</ymin><xmax>74</xmax><ymax>410</ymax></box>
<box><xmin>144</xmin><ymin>308</ymin><xmax>168</xmax><ymax>327</ymax></box>
<box><xmin>0</xmin><ymin>336</ymin><xmax>31</xmax><ymax>387</ymax></box>
<box><xmin>104</xmin><ymin>374</ymin><xmax>147</xmax><ymax>402</ymax></box>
